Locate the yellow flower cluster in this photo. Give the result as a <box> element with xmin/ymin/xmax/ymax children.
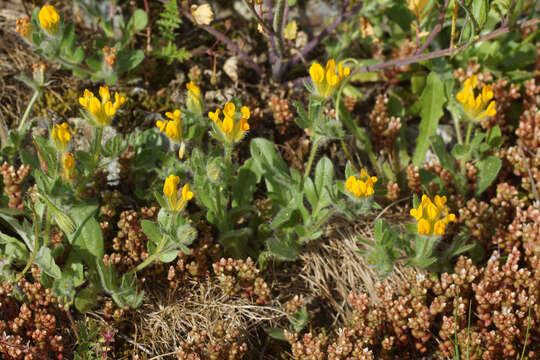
<box><xmin>186</xmin><ymin>82</ymin><xmax>203</xmax><ymax>115</ymax></box>
<box><xmin>309</xmin><ymin>59</ymin><xmax>350</xmax><ymax>99</ymax></box>
<box><xmin>51</xmin><ymin>123</ymin><xmax>71</xmax><ymax>153</ymax></box>
<box><xmin>345</xmin><ymin>169</ymin><xmax>378</xmax><ymax>200</ymax></box>
<box><xmin>456</xmin><ymin>75</ymin><xmax>497</xmax><ymax>122</ymax></box>
<box><xmin>79</xmin><ymin>87</ymin><xmax>125</xmax><ymax>127</ymax></box>
<box><xmin>156</xmin><ymin>109</ymin><xmax>186</xmax><ymax>159</ymax></box>
<box><xmin>163</xmin><ymin>174</ymin><xmax>194</xmax><ymax>212</ymax></box>
<box><xmin>208</xmin><ymin>102</ymin><xmax>250</xmax><ymax>144</ymax></box>
<box><xmin>38</xmin><ymin>5</ymin><xmax>60</xmax><ymax>36</ymax></box>
<box><xmin>410</xmin><ymin>195</ymin><xmax>456</xmax><ymax>236</ymax></box>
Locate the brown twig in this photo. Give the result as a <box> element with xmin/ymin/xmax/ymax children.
<box><xmin>518</xmin><ymin>141</ymin><xmax>540</xmax><ymax>203</ymax></box>
<box><xmin>288</xmin><ymin>1</ymin><xmax>362</xmax><ymax>68</ymax></box>
<box><xmin>415</xmin><ymin>0</ymin><xmax>450</xmax><ymax>55</ymax></box>
<box><xmin>143</xmin><ymin>0</ymin><xmax>152</xmax><ymax>53</ymax></box>
<box><xmin>180</xmin><ymin>8</ymin><xmax>263</xmax><ymax>76</ymax></box>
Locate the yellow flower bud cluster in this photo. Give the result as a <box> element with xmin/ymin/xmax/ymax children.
<box><xmin>51</xmin><ymin>122</ymin><xmax>71</xmax><ymax>153</ymax></box>
<box><xmin>38</xmin><ymin>5</ymin><xmax>60</xmax><ymax>36</ymax></box>
<box><xmin>79</xmin><ymin>86</ymin><xmax>125</xmax><ymax>127</ymax></box>
<box><xmin>456</xmin><ymin>75</ymin><xmax>497</xmax><ymax>122</ymax></box>
<box><xmin>208</xmin><ymin>102</ymin><xmax>250</xmax><ymax>144</ymax></box>
<box><xmin>186</xmin><ymin>82</ymin><xmax>203</xmax><ymax>115</ymax></box>
<box><xmin>345</xmin><ymin>169</ymin><xmax>378</xmax><ymax>200</ymax></box>
<box><xmin>309</xmin><ymin>59</ymin><xmax>350</xmax><ymax>99</ymax></box>
<box><xmin>16</xmin><ymin>17</ymin><xmax>32</xmax><ymax>39</ymax></box>
<box><xmin>410</xmin><ymin>195</ymin><xmax>456</xmax><ymax>236</ymax></box>
<box><xmin>163</xmin><ymin>174</ymin><xmax>194</xmax><ymax>212</ymax></box>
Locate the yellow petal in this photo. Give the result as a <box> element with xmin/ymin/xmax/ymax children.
<box><xmin>99</xmin><ymin>86</ymin><xmax>111</xmax><ymax>102</ymax></box>
<box><xmin>224</xmin><ymin>102</ymin><xmax>236</xmax><ymax>119</ymax></box>
<box><xmin>309</xmin><ymin>62</ymin><xmax>324</xmax><ymax>83</ymax></box>
<box><xmin>241</xmin><ymin>106</ymin><xmax>250</xmax><ymax>120</ymax></box>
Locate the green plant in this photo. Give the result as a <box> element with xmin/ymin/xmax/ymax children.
<box><xmin>154</xmin><ymin>0</ymin><xmax>191</xmax><ymax>64</ymax></box>
<box><xmin>17</xmin><ymin>3</ymin><xmax>147</xmax><ymax>84</ymax></box>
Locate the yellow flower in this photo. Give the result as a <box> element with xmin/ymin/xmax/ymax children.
<box><xmin>407</xmin><ymin>0</ymin><xmax>432</xmax><ymax>22</ymax></box>
<box><xmin>345</xmin><ymin>169</ymin><xmax>378</xmax><ymax>200</ymax></box>
<box><xmin>61</xmin><ymin>152</ymin><xmax>75</xmax><ymax>181</ymax></box>
<box><xmin>284</xmin><ymin>21</ymin><xmax>297</xmax><ymax>40</ymax></box>
<box><xmin>191</xmin><ymin>4</ymin><xmax>213</xmax><ymax>26</ymax></box>
<box><xmin>51</xmin><ymin>123</ymin><xmax>71</xmax><ymax>153</ymax></box>
<box><xmin>38</xmin><ymin>5</ymin><xmax>60</xmax><ymax>36</ymax></box>
<box><xmin>309</xmin><ymin>59</ymin><xmax>351</xmax><ymax>99</ymax></box>
<box><xmin>156</xmin><ymin>109</ymin><xmax>187</xmax><ymax>159</ymax></box>
<box><xmin>16</xmin><ymin>17</ymin><xmax>32</xmax><ymax>39</ymax></box>
<box><xmin>456</xmin><ymin>75</ymin><xmax>497</xmax><ymax>122</ymax></box>
<box><xmin>163</xmin><ymin>174</ymin><xmax>194</xmax><ymax>212</ymax></box>
<box><xmin>208</xmin><ymin>102</ymin><xmax>250</xmax><ymax>144</ymax></box>
<box><xmin>186</xmin><ymin>81</ymin><xmax>203</xmax><ymax>115</ymax></box>
<box><xmin>79</xmin><ymin>87</ymin><xmax>125</xmax><ymax>127</ymax></box>
<box><xmin>410</xmin><ymin>195</ymin><xmax>456</xmax><ymax>236</ymax></box>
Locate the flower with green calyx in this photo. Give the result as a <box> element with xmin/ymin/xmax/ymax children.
<box><xmin>345</xmin><ymin>169</ymin><xmax>378</xmax><ymax>200</ymax></box>
<box><xmin>50</xmin><ymin>123</ymin><xmax>71</xmax><ymax>153</ymax></box>
<box><xmin>410</xmin><ymin>195</ymin><xmax>456</xmax><ymax>236</ymax></box>
<box><xmin>208</xmin><ymin>102</ymin><xmax>250</xmax><ymax>145</ymax></box>
<box><xmin>61</xmin><ymin>152</ymin><xmax>75</xmax><ymax>181</ymax></box>
<box><xmin>456</xmin><ymin>75</ymin><xmax>497</xmax><ymax>123</ymax></box>
<box><xmin>163</xmin><ymin>174</ymin><xmax>194</xmax><ymax>212</ymax></box>
<box><xmin>186</xmin><ymin>81</ymin><xmax>203</xmax><ymax>116</ymax></box>
<box><xmin>309</xmin><ymin>59</ymin><xmax>350</xmax><ymax>99</ymax></box>
<box><xmin>156</xmin><ymin>109</ymin><xmax>186</xmax><ymax>159</ymax></box>
<box><xmin>78</xmin><ymin>86</ymin><xmax>125</xmax><ymax>127</ymax></box>
<box><xmin>38</xmin><ymin>5</ymin><xmax>60</xmax><ymax>36</ymax></box>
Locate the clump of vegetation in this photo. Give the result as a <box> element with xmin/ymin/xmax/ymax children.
<box><xmin>0</xmin><ymin>0</ymin><xmax>538</xmax><ymax>358</ymax></box>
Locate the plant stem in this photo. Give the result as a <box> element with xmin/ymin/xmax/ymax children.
<box><xmin>303</xmin><ymin>137</ymin><xmax>320</xmax><ymax>179</ymax></box>
<box><xmin>18</xmin><ymin>90</ymin><xmax>40</xmax><ymax>132</ymax></box>
<box><xmin>130</xmin><ymin>235</ymin><xmax>169</xmax><ymax>273</ymax></box>
<box><xmin>272</xmin><ymin>0</ymin><xmax>286</xmax><ymax>58</ymax></box>
<box><xmin>340</xmin><ymin>139</ymin><xmax>359</xmax><ymax>173</ymax></box>
<box><xmin>77</xmin><ymin>126</ymin><xmax>104</xmax><ymax>194</ymax></box>
<box><xmin>453</xmin><ymin>113</ymin><xmax>463</xmax><ymax>145</ymax></box>
<box><xmin>520</xmin><ymin>305</ymin><xmax>532</xmax><ymax>360</ymax></box>
<box><xmin>14</xmin><ymin>205</ymin><xmax>40</xmax><ymax>283</ymax></box>
<box><xmin>461</xmin><ymin>121</ymin><xmax>473</xmax><ymax>175</ymax></box>
<box><xmin>44</xmin><ymin>209</ymin><xmax>51</xmax><ymax>246</ymax></box>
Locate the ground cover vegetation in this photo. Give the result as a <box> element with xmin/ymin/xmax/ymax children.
<box><xmin>0</xmin><ymin>0</ymin><xmax>538</xmax><ymax>358</ymax></box>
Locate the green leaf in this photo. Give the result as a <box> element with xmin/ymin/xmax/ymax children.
<box><xmin>268</xmin><ymin>328</ymin><xmax>286</xmax><ymax>340</ymax></box>
<box><xmin>475</xmin><ymin>156</ymin><xmax>501</xmax><ymax>196</ymax></box>
<box><xmin>116</xmin><ymin>50</ymin><xmax>145</xmax><ymax>72</ymax></box>
<box><xmin>131</xmin><ymin>9</ymin><xmax>148</xmax><ymax>32</ymax></box>
<box><xmin>412</xmin><ymin>72</ymin><xmax>447</xmax><ymax>166</ymax></box>
<box><xmin>159</xmin><ymin>249</ymin><xmax>179</xmax><ymax>263</ymax></box>
<box><xmin>266</xmin><ymin>236</ymin><xmax>300</xmax><ymax>260</ymax></box>
<box><xmin>430</xmin><ymin>135</ymin><xmax>455</xmax><ymax>173</ymax></box>
<box><xmin>486</xmin><ymin>125</ymin><xmax>502</xmax><ymax>149</ymax></box>
<box><xmin>75</xmin><ymin>286</ymin><xmax>100</xmax><ymax>313</ymax></box>
<box><xmin>102</xmin><ymin>134</ymin><xmax>127</xmax><ymax>158</ymax></box>
<box><xmin>471</xmin><ymin>0</ymin><xmax>489</xmax><ymax>29</ymax></box>
<box><xmin>35</xmin><ymin>247</ymin><xmax>62</xmax><ymax>279</ymax></box>
<box><xmin>141</xmin><ymin>220</ymin><xmax>162</xmax><ymax>245</ymax></box>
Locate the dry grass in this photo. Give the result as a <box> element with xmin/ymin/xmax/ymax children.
<box><xmin>130</xmin><ymin>209</ymin><xmax>417</xmax><ymax>359</ymax></box>
<box><xmin>132</xmin><ymin>278</ymin><xmax>287</xmax><ymax>359</ymax></box>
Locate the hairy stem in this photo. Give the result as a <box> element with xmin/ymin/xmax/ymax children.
<box><xmin>18</xmin><ymin>90</ymin><xmax>40</xmax><ymax>132</ymax></box>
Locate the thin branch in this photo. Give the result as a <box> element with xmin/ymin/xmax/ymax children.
<box><xmin>518</xmin><ymin>141</ymin><xmax>539</xmax><ymax>203</ymax></box>
<box><xmin>181</xmin><ymin>8</ymin><xmax>263</xmax><ymax>76</ymax></box>
<box><xmin>415</xmin><ymin>0</ymin><xmax>450</xmax><ymax>55</ymax></box>
<box><xmin>289</xmin><ymin>16</ymin><xmax>540</xmax><ymax>87</ymax></box>
<box><xmin>288</xmin><ymin>1</ymin><xmax>362</xmax><ymax>68</ymax></box>
<box><xmin>355</xmin><ymin>16</ymin><xmax>540</xmax><ymax>75</ymax></box>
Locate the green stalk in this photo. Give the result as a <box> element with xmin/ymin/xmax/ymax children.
<box><xmin>18</xmin><ymin>90</ymin><xmax>41</xmax><ymax>132</ymax></box>
<box><xmin>130</xmin><ymin>235</ymin><xmax>169</xmax><ymax>274</ymax></box>
<box><xmin>461</xmin><ymin>121</ymin><xmax>473</xmax><ymax>175</ymax></box>
<box><xmin>44</xmin><ymin>209</ymin><xmax>51</xmax><ymax>246</ymax></box>
<box><xmin>15</xmin><ymin>206</ymin><xmax>40</xmax><ymax>283</ymax></box>
<box><xmin>77</xmin><ymin>126</ymin><xmax>104</xmax><ymax>194</ymax></box>
<box><xmin>303</xmin><ymin>137</ymin><xmax>320</xmax><ymax>179</ymax></box>
<box><xmin>272</xmin><ymin>0</ymin><xmax>286</xmax><ymax>57</ymax></box>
